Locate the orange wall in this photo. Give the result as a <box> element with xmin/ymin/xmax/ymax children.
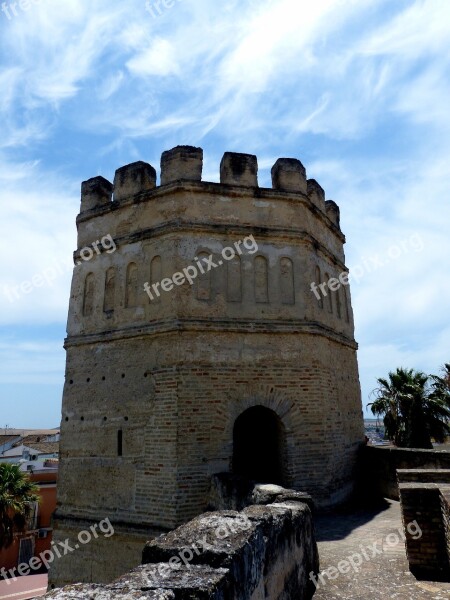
<box><xmin>0</xmin><ymin>471</ymin><xmax>57</xmax><ymax>575</ymax></box>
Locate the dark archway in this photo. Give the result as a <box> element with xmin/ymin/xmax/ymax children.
<box><xmin>232</xmin><ymin>406</ymin><xmax>285</xmax><ymax>485</ymax></box>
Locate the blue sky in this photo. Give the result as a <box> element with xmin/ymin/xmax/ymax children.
<box><xmin>0</xmin><ymin>0</ymin><xmax>449</xmax><ymax>428</ymax></box>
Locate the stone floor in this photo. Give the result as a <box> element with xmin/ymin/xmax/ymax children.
<box><xmin>313</xmin><ymin>499</ymin><xmax>450</xmax><ymax>599</ymax></box>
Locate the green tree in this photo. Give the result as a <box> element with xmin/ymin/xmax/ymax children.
<box><xmin>430</xmin><ymin>364</ymin><xmax>450</xmax><ymax>399</ymax></box>
<box><xmin>0</xmin><ymin>463</ymin><xmax>40</xmax><ymax>550</ymax></box>
<box><xmin>368</xmin><ymin>367</ymin><xmax>450</xmax><ymax>449</ymax></box>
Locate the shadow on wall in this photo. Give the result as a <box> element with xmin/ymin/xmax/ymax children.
<box><xmin>360</xmin><ymin>445</ymin><xmax>450</xmax><ymax>501</ymax></box>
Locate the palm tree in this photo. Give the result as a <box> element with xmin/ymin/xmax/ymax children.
<box><xmin>0</xmin><ymin>463</ymin><xmax>40</xmax><ymax>550</ymax></box>
<box><xmin>368</xmin><ymin>367</ymin><xmax>450</xmax><ymax>449</ymax></box>
<box><xmin>430</xmin><ymin>364</ymin><xmax>450</xmax><ymax>399</ymax></box>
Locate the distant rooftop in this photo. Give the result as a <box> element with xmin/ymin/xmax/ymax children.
<box><xmin>0</xmin><ymin>428</ymin><xmax>59</xmax><ymax>436</ymax></box>
<box><xmin>14</xmin><ymin>435</ymin><xmax>58</xmax><ymax>447</ymax></box>
<box><xmin>0</xmin><ymin>434</ymin><xmax>21</xmax><ymax>445</ymax></box>
<box><xmin>1</xmin><ymin>441</ymin><xmax>59</xmax><ymax>457</ymax></box>
<box><xmin>28</xmin><ymin>442</ymin><xmax>59</xmax><ymax>454</ymax></box>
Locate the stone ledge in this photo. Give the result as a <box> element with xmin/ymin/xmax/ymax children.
<box><xmin>64</xmin><ymin>319</ymin><xmax>358</xmax><ymax>350</ymax></box>
<box><xmin>44</xmin><ymin>583</ymin><xmax>176</xmax><ymax>600</ymax></box>
<box><xmin>46</xmin><ymin>500</ymin><xmax>318</xmax><ymax>600</ymax></box>
<box><xmin>76</xmin><ymin>180</ymin><xmax>344</xmax><ymax>242</ymax></box>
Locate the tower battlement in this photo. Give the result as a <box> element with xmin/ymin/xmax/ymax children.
<box><xmin>80</xmin><ymin>146</ymin><xmax>335</xmax><ymax>222</ymax></box>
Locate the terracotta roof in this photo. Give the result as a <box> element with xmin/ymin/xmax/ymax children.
<box><xmin>12</xmin><ymin>434</ymin><xmax>58</xmax><ymax>447</ymax></box>
<box><xmin>0</xmin><ymin>435</ymin><xmax>21</xmax><ymax>446</ymax></box>
<box><xmin>0</xmin><ymin>429</ymin><xmax>59</xmax><ymax>436</ymax></box>
<box><xmin>17</xmin><ymin>435</ymin><xmax>46</xmax><ymax>446</ymax></box>
<box><xmin>28</xmin><ymin>442</ymin><xmax>59</xmax><ymax>454</ymax></box>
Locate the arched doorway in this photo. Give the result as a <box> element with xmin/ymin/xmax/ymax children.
<box><xmin>232</xmin><ymin>406</ymin><xmax>285</xmax><ymax>485</ymax></box>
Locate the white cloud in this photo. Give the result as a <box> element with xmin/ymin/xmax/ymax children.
<box><xmin>0</xmin><ymin>160</ymin><xmax>78</xmax><ymax>326</ymax></box>
<box><xmin>127</xmin><ymin>38</ymin><xmax>180</xmax><ymax>77</ymax></box>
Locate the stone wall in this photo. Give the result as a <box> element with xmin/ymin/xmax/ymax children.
<box><xmin>361</xmin><ymin>446</ymin><xmax>450</xmax><ymax>500</ymax></box>
<box><xmin>208</xmin><ymin>476</ymin><xmax>315</xmax><ymax>513</ymax></box>
<box><xmin>46</xmin><ymin>499</ymin><xmax>319</xmax><ymax>600</ymax></box>
<box><xmin>397</xmin><ymin>469</ymin><xmax>450</xmax><ymax>580</ymax></box>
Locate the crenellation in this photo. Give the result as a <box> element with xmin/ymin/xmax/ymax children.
<box><xmin>325</xmin><ymin>200</ymin><xmax>340</xmax><ymax>228</ymax></box>
<box><xmin>113</xmin><ymin>161</ymin><xmax>157</xmax><ymax>202</ymax></box>
<box><xmin>220</xmin><ymin>152</ymin><xmax>258</xmax><ymax>187</ymax></box>
<box><xmin>271</xmin><ymin>158</ymin><xmax>307</xmax><ymax>193</ymax></box>
<box><xmin>160</xmin><ymin>145</ymin><xmax>203</xmax><ymax>185</ymax></box>
<box><xmin>307</xmin><ymin>178</ymin><xmax>326</xmax><ymax>211</ymax></box>
<box><xmin>78</xmin><ymin>152</ymin><xmax>336</xmax><ymax>217</ymax></box>
<box><xmin>80</xmin><ymin>176</ymin><xmax>113</xmax><ymax>213</ymax></box>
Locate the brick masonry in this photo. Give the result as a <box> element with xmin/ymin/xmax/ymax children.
<box><xmin>362</xmin><ymin>446</ymin><xmax>450</xmax><ymax>500</ymax></box>
<box><xmin>398</xmin><ymin>468</ymin><xmax>450</xmax><ymax>580</ymax></box>
<box><xmin>50</xmin><ymin>147</ymin><xmax>364</xmax><ymax>585</ymax></box>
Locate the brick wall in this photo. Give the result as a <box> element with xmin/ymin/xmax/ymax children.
<box><xmin>399</xmin><ymin>483</ymin><xmax>449</xmax><ymax>579</ymax></box>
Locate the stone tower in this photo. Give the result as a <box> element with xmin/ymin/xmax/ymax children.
<box><xmin>51</xmin><ymin>146</ymin><xmax>364</xmax><ymax>585</ymax></box>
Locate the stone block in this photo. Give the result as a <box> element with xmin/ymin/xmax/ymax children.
<box><xmin>114</xmin><ymin>161</ymin><xmax>157</xmax><ymax>201</ymax></box>
<box><xmin>271</xmin><ymin>158</ymin><xmax>307</xmax><ymax>193</ymax></box>
<box><xmin>44</xmin><ymin>583</ymin><xmax>174</xmax><ymax>600</ymax></box>
<box><xmin>114</xmin><ymin>564</ymin><xmax>230</xmax><ymax>600</ymax></box>
<box><xmin>160</xmin><ymin>146</ymin><xmax>203</xmax><ymax>185</ymax></box>
<box><xmin>220</xmin><ymin>152</ymin><xmax>258</xmax><ymax>187</ymax></box>
<box><xmin>326</xmin><ymin>200</ymin><xmax>340</xmax><ymax>228</ymax></box>
<box><xmin>80</xmin><ymin>176</ymin><xmax>113</xmax><ymax>213</ymax></box>
<box><xmin>307</xmin><ymin>179</ymin><xmax>325</xmax><ymax>210</ymax></box>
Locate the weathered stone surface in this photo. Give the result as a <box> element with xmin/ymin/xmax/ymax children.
<box><xmin>306</xmin><ymin>178</ymin><xmax>325</xmax><ymax>210</ymax></box>
<box><xmin>142</xmin><ymin>501</ymin><xmax>318</xmax><ymax>600</ymax></box>
<box><xmin>208</xmin><ymin>473</ymin><xmax>255</xmax><ymax>511</ymax></box>
<box><xmin>325</xmin><ymin>200</ymin><xmax>340</xmax><ymax>228</ymax></box>
<box><xmin>46</xmin><ymin>501</ymin><xmax>318</xmax><ymax>600</ymax></box>
<box><xmin>271</xmin><ymin>158</ymin><xmax>307</xmax><ymax>193</ymax></box>
<box><xmin>160</xmin><ymin>146</ymin><xmax>203</xmax><ymax>185</ymax></box>
<box><xmin>208</xmin><ymin>476</ymin><xmax>314</xmax><ymax>512</ymax></box>
<box><xmin>80</xmin><ymin>176</ymin><xmax>113</xmax><ymax>213</ymax></box>
<box><xmin>143</xmin><ymin>510</ymin><xmax>263</xmax><ymax>570</ymax></box>
<box><xmin>114</xmin><ymin>161</ymin><xmax>157</xmax><ymax>201</ymax></box>
<box><xmin>251</xmin><ymin>483</ymin><xmax>314</xmax><ymax>510</ymax></box>
<box><xmin>114</xmin><ymin>564</ymin><xmax>230</xmax><ymax>600</ymax></box>
<box><xmin>44</xmin><ymin>583</ymin><xmax>174</xmax><ymax>600</ymax></box>
<box><xmin>220</xmin><ymin>152</ymin><xmax>258</xmax><ymax>187</ymax></box>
